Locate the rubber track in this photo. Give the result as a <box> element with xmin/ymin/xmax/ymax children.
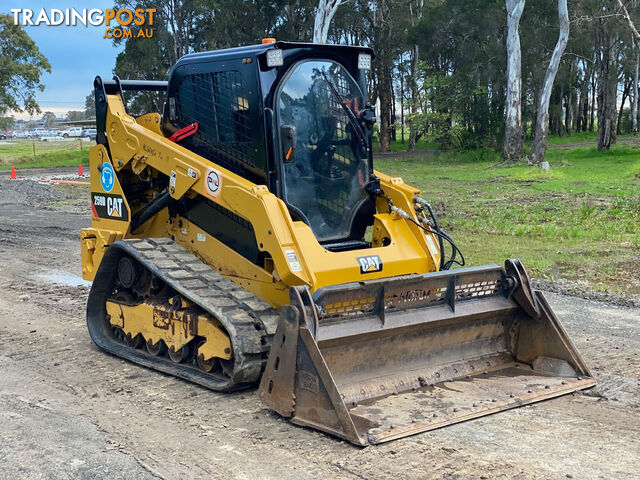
<box><xmin>86</xmin><ymin>238</ymin><xmax>279</xmax><ymax>392</ymax></box>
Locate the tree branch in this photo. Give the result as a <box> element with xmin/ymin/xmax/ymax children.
<box><xmin>616</xmin><ymin>0</ymin><xmax>640</xmax><ymax>41</ymax></box>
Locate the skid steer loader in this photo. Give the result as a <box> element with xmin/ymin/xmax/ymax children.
<box><xmin>81</xmin><ymin>40</ymin><xmax>594</xmax><ymax>445</ymax></box>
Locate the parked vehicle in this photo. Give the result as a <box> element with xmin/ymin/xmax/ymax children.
<box><xmin>40</xmin><ymin>134</ymin><xmax>64</xmax><ymax>142</ymax></box>
<box><xmin>30</xmin><ymin>128</ymin><xmax>48</xmax><ymax>138</ymax></box>
<box><xmin>61</xmin><ymin>127</ymin><xmax>84</xmax><ymax>138</ymax></box>
<box><xmin>81</xmin><ymin>128</ymin><xmax>97</xmax><ymax>140</ymax></box>
<box><xmin>0</xmin><ymin>133</ymin><xmax>6</xmax><ymax>140</ymax></box>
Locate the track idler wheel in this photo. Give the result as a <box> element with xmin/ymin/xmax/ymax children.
<box><xmin>117</xmin><ymin>256</ymin><xmax>137</xmax><ymax>289</ymax></box>
<box><xmin>196</xmin><ymin>340</ymin><xmax>219</xmax><ymax>373</ymax></box>
<box><xmin>111</xmin><ymin>327</ymin><xmax>144</xmax><ymax>349</ymax></box>
<box><xmin>146</xmin><ymin>339</ymin><xmax>167</xmax><ymax>356</ymax></box>
<box><xmin>168</xmin><ymin>343</ymin><xmax>192</xmax><ymax>364</ymax></box>
<box><xmin>125</xmin><ymin>332</ymin><xmax>144</xmax><ymax>349</ymax></box>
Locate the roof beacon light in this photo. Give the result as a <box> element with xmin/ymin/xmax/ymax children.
<box><xmin>266</xmin><ymin>48</ymin><xmax>283</xmax><ymax>68</ymax></box>
<box><xmin>262</xmin><ymin>38</ymin><xmax>276</xmax><ymax>44</ymax></box>
<box><xmin>358</xmin><ymin>53</ymin><xmax>372</xmax><ymax>70</ymax></box>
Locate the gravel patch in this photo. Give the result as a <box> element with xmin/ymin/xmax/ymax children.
<box><xmin>533</xmin><ymin>278</ymin><xmax>640</xmax><ymax>309</ymax></box>
<box><xmin>0</xmin><ymin>178</ymin><xmax>70</xmax><ymax>207</ymax></box>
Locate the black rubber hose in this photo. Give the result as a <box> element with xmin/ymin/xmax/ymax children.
<box><xmin>426</xmin><ymin>203</ymin><xmax>447</xmax><ymax>270</ymax></box>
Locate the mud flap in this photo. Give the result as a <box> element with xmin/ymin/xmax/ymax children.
<box><xmin>259</xmin><ymin>259</ymin><xmax>595</xmax><ymax>445</ymax></box>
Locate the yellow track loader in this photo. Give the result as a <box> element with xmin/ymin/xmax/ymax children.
<box><xmin>81</xmin><ymin>40</ymin><xmax>594</xmax><ymax>445</ymax></box>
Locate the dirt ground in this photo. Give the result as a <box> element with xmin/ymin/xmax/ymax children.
<box><xmin>0</xmin><ymin>175</ymin><xmax>639</xmax><ymax>480</ymax></box>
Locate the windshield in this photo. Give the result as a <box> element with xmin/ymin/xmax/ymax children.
<box><xmin>278</xmin><ymin>60</ymin><xmax>369</xmax><ymax>242</ymax></box>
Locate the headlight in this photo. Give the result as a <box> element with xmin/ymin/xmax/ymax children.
<box><xmin>266</xmin><ymin>49</ymin><xmax>283</xmax><ymax>68</ymax></box>
<box><xmin>358</xmin><ymin>53</ymin><xmax>372</xmax><ymax>70</ymax></box>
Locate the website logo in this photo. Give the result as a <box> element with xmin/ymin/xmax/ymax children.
<box><xmin>10</xmin><ymin>8</ymin><xmax>156</xmax><ymax>39</ymax></box>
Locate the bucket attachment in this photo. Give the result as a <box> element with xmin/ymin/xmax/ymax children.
<box><xmin>259</xmin><ymin>259</ymin><xmax>595</xmax><ymax>446</ymax></box>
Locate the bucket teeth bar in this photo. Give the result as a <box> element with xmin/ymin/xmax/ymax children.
<box><xmin>259</xmin><ymin>259</ymin><xmax>595</xmax><ymax>445</ymax></box>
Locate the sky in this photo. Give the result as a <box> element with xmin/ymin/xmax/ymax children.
<box><xmin>4</xmin><ymin>1</ymin><xmax>123</xmax><ymax>120</ymax></box>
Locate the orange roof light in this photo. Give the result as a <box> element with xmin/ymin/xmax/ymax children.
<box><xmin>262</xmin><ymin>38</ymin><xmax>276</xmax><ymax>44</ymax></box>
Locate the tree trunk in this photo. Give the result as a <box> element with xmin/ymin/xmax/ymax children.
<box><xmin>531</xmin><ymin>87</ymin><xmax>538</xmax><ymax>139</ymax></box>
<box><xmin>633</xmin><ymin>44</ymin><xmax>639</xmax><ymax>134</ymax></box>
<box><xmin>530</xmin><ymin>0</ymin><xmax>569</xmax><ymax>165</ymax></box>
<box><xmin>391</xmin><ymin>73</ymin><xmax>397</xmax><ymax>143</ymax></box>
<box><xmin>573</xmin><ymin>89</ymin><xmax>581</xmax><ymax>133</ymax></box>
<box><xmin>565</xmin><ymin>92</ymin><xmax>572</xmax><ymax>136</ymax></box>
<box><xmin>378</xmin><ymin>65</ymin><xmax>393</xmax><ymax>152</ymax></box>
<box><xmin>408</xmin><ymin>44</ymin><xmax>419</xmax><ymax>151</ymax></box>
<box><xmin>577</xmin><ymin>60</ymin><xmax>591</xmax><ymax>132</ymax></box>
<box><xmin>313</xmin><ymin>0</ymin><xmax>342</xmax><ymax>43</ymax></box>
<box><xmin>407</xmin><ymin>0</ymin><xmax>424</xmax><ymax>152</ymax></box>
<box><xmin>589</xmin><ymin>65</ymin><xmax>596</xmax><ymax>131</ymax></box>
<box><xmin>565</xmin><ymin>60</ymin><xmax>575</xmax><ymax>135</ymax></box>
<box><xmin>597</xmin><ymin>27</ymin><xmax>618</xmax><ymax>151</ymax></box>
<box><xmin>503</xmin><ymin>0</ymin><xmax>526</xmax><ymax>161</ymax></box>
<box><xmin>582</xmin><ymin>89</ymin><xmax>589</xmax><ymax>131</ymax></box>
<box><xmin>400</xmin><ymin>54</ymin><xmax>405</xmax><ymax>143</ymax></box>
<box><xmin>556</xmin><ymin>86</ymin><xmax>564</xmax><ymax>137</ymax></box>
<box><xmin>617</xmin><ymin>77</ymin><xmax>630</xmax><ymax>135</ymax></box>
<box><xmin>571</xmin><ymin>61</ymin><xmax>580</xmax><ymax>133</ymax></box>
<box><xmin>576</xmin><ymin>88</ymin><xmax>584</xmax><ymax>133</ymax></box>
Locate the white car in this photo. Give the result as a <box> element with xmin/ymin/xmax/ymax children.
<box><xmin>31</xmin><ymin>128</ymin><xmax>49</xmax><ymax>138</ymax></box>
<box><xmin>61</xmin><ymin>127</ymin><xmax>84</xmax><ymax>138</ymax></box>
<box><xmin>40</xmin><ymin>134</ymin><xmax>63</xmax><ymax>142</ymax></box>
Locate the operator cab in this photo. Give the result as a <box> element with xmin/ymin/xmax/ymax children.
<box><xmin>163</xmin><ymin>41</ymin><xmax>376</xmax><ymax>251</ymax></box>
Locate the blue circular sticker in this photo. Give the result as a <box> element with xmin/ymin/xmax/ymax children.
<box><xmin>100</xmin><ymin>162</ymin><xmax>115</xmax><ymax>192</ymax></box>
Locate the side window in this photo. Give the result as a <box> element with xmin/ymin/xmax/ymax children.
<box><xmin>211</xmin><ymin>71</ymin><xmax>250</xmax><ymax>143</ymax></box>
<box><xmin>174</xmin><ymin>70</ymin><xmax>255</xmax><ymax>175</ymax></box>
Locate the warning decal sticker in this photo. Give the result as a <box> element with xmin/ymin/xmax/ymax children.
<box><xmin>203</xmin><ymin>167</ymin><xmax>222</xmax><ymax>200</ymax></box>
<box><xmin>100</xmin><ymin>162</ymin><xmax>115</xmax><ymax>192</ymax></box>
<box><xmin>285</xmin><ymin>249</ymin><xmax>302</xmax><ymax>272</ymax></box>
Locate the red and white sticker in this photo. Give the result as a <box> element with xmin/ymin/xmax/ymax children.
<box><xmin>203</xmin><ymin>168</ymin><xmax>222</xmax><ymax>200</ymax></box>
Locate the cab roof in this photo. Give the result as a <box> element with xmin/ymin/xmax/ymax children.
<box><xmin>177</xmin><ymin>41</ymin><xmax>374</xmax><ymax>65</ymax></box>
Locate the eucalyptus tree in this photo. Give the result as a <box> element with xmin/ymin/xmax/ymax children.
<box><xmin>354</xmin><ymin>0</ymin><xmax>410</xmax><ymax>152</ymax></box>
<box><xmin>503</xmin><ymin>0</ymin><xmax>526</xmax><ymax>161</ymax></box>
<box><xmin>595</xmin><ymin>0</ymin><xmax>620</xmax><ymax>151</ymax></box>
<box><xmin>529</xmin><ymin>0</ymin><xmax>569</xmax><ymax>165</ymax></box>
<box><xmin>314</xmin><ymin>0</ymin><xmax>344</xmax><ymax>43</ymax></box>
<box><xmin>407</xmin><ymin>0</ymin><xmax>427</xmax><ymax>151</ymax></box>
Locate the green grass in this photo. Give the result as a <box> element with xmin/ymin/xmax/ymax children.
<box><xmin>376</xmin><ymin>143</ymin><xmax>640</xmax><ymax>297</ymax></box>
<box><xmin>0</xmin><ymin>139</ymin><xmax>89</xmax><ymax>169</ymax></box>
<box><xmin>376</xmin><ymin>128</ymin><xmax>599</xmax><ymax>153</ymax></box>
<box><xmin>545</xmin><ymin>130</ymin><xmax>597</xmax><ymax>145</ymax></box>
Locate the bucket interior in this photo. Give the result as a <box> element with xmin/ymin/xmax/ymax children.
<box><xmin>314</xmin><ymin>298</ymin><xmax>593</xmax><ymax>444</ymax></box>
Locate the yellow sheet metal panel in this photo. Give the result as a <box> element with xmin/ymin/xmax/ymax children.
<box><xmin>105</xmin><ymin>300</ymin><xmax>232</xmax><ymax>361</ymax></box>
<box><xmin>168</xmin><ymin>216</ymin><xmax>290</xmax><ymax>308</ymax></box>
<box><xmin>135</xmin><ymin>112</ymin><xmax>163</xmax><ymax>136</ymax></box>
<box><xmin>88</xmin><ymin>144</ymin><xmax>132</xmax><ymax>231</ymax></box>
<box><xmin>80</xmin><ymin>227</ymin><xmax>124</xmax><ymax>281</ymax></box>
